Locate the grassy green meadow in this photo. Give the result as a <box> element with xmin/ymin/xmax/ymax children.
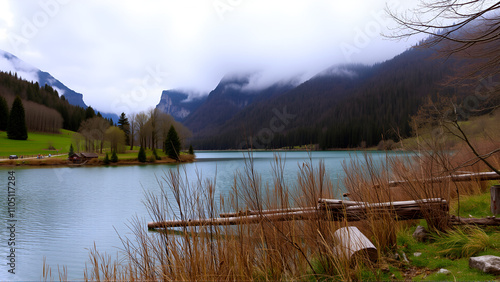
<box><xmin>0</xmin><ymin>129</ymin><xmax>74</xmax><ymax>157</ymax></box>
<box><xmin>0</xmin><ymin>129</ymin><xmax>187</xmax><ymax>163</ymax></box>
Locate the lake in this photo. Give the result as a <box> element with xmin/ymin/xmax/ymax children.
<box><xmin>0</xmin><ymin>150</ymin><xmax>395</xmax><ymax>280</ymax></box>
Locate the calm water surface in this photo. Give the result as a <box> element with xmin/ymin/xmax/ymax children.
<box><xmin>0</xmin><ymin>151</ymin><xmax>395</xmax><ymax>280</ymax></box>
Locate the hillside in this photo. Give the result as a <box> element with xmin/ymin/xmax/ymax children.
<box><xmin>186</xmin><ymin>47</ymin><xmax>466</xmax><ymax>149</ymax></box>
<box><xmin>0</xmin><ymin>49</ymin><xmax>118</xmax><ymax>122</ymax></box>
<box><xmin>181</xmin><ymin>74</ymin><xmax>295</xmax><ymax>135</ymax></box>
<box><xmin>0</xmin><ymin>71</ymin><xmax>109</xmax><ymax>132</ymax></box>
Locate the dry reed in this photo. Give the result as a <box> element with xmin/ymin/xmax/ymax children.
<box><xmin>43</xmin><ymin>144</ymin><xmax>499</xmax><ymax>281</ymax></box>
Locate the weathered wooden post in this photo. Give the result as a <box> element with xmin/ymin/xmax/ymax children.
<box><xmin>334</xmin><ymin>226</ymin><xmax>378</xmax><ymax>264</ymax></box>
<box><xmin>491</xmin><ymin>185</ymin><xmax>500</xmax><ymax>215</ymax></box>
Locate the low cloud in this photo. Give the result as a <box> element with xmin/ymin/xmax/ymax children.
<box><xmin>0</xmin><ymin>0</ymin><xmax>424</xmax><ymax>114</ymax></box>
<box><xmin>0</xmin><ymin>50</ymin><xmax>39</xmax><ymax>82</ymax></box>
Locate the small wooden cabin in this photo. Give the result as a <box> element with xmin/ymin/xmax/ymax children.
<box><xmin>68</xmin><ymin>153</ymin><xmax>81</xmax><ymax>163</ymax></box>
<box><xmin>80</xmin><ymin>152</ymin><xmax>99</xmax><ymax>160</ymax></box>
<box><xmin>69</xmin><ymin>153</ymin><xmax>99</xmax><ymax>163</ymax></box>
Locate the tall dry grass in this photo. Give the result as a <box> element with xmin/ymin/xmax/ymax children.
<box><xmin>43</xmin><ymin>144</ymin><xmax>499</xmax><ymax>281</ymax></box>
<box><xmin>63</xmin><ymin>154</ymin><xmax>363</xmax><ymax>281</ymax></box>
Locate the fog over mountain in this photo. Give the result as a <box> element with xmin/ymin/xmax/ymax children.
<box><xmin>0</xmin><ymin>49</ymin><xmax>119</xmax><ymax>122</ymax></box>
<box><xmin>0</xmin><ymin>0</ymin><xmax>425</xmax><ymax>114</ymax></box>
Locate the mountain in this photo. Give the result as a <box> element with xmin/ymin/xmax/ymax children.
<box><xmin>37</xmin><ymin>70</ymin><xmax>86</xmax><ymax>108</ymax></box>
<box><xmin>182</xmin><ymin>73</ymin><xmax>295</xmax><ymax>135</ymax></box>
<box><xmin>155</xmin><ymin>90</ymin><xmax>206</xmax><ymax>121</ymax></box>
<box><xmin>0</xmin><ymin>49</ymin><xmax>118</xmax><ymax>122</ymax></box>
<box><xmin>189</xmin><ymin>47</ymin><xmax>466</xmax><ymax>149</ymax></box>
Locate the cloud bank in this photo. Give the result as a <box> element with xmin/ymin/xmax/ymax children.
<box><xmin>0</xmin><ymin>0</ymin><xmax>423</xmax><ymax>114</ymax></box>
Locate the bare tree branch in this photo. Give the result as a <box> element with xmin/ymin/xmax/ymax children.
<box><xmin>386</xmin><ymin>0</ymin><xmax>500</xmax><ymax>85</ymax></box>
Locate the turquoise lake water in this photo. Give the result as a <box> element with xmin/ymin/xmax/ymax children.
<box><xmin>0</xmin><ymin>150</ymin><xmax>400</xmax><ymax>280</ymax></box>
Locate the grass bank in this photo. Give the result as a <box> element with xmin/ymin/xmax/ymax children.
<box><xmin>1</xmin><ymin>153</ymin><xmax>195</xmax><ymax>167</ymax></box>
<box><xmin>0</xmin><ymin>130</ymin><xmax>195</xmax><ymax>166</ymax></box>
<box><xmin>0</xmin><ymin>129</ymin><xmax>74</xmax><ymax>157</ymax></box>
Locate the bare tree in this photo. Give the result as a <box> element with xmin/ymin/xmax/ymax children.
<box><xmin>2</xmin><ymin>95</ymin><xmax>63</xmax><ymax>133</ymax></box>
<box><xmin>105</xmin><ymin>126</ymin><xmax>126</xmax><ymax>153</ymax></box>
<box><xmin>72</xmin><ymin>132</ymin><xmax>85</xmax><ymax>153</ymax></box>
<box><xmin>128</xmin><ymin>113</ymin><xmax>137</xmax><ymax>150</ymax></box>
<box><xmin>79</xmin><ymin>117</ymin><xmax>110</xmax><ymax>153</ymax></box>
<box><xmin>148</xmin><ymin>108</ymin><xmax>160</xmax><ymax>149</ymax></box>
<box><xmin>387</xmin><ymin>0</ymin><xmax>500</xmax><ymax>86</ymax></box>
<box><xmin>388</xmin><ymin>0</ymin><xmax>500</xmax><ymax>175</ymax></box>
<box><xmin>135</xmin><ymin>112</ymin><xmax>149</xmax><ymax>148</ymax></box>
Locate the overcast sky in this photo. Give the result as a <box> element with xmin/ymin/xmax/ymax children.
<box><xmin>0</xmin><ymin>0</ymin><xmax>423</xmax><ymax>114</ymax></box>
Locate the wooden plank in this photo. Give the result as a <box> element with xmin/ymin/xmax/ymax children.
<box><xmin>317</xmin><ymin>199</ymin><xmax>362</xmax><ymax>206</ymax></box>
<box><xmin>345</xmin><ymin>198</ymin><xmax>446</xmax><ymax>210</ymax></box>
<box><xmin>317</xmin><ymin>198</ymin><xmax>343</xmax><ymax>205</ymax></box>
<box><xmin>148</xmin><ymin>209</ymin><xmax>325</xmax><ymax>229</ymax></box>
<box><xmin>148</xmin><ymin>198</ymin><xmax>450</xmax><ymax>229</ymax></box>
<box><xmin>219</xmin><ymin>206</ymin><xmax>318</xmax><ymax>218</ymax></box>
<box><xmin>317</xmin><ymin>199</ymin><xmax>364</xmax><ymax>210</ymax></box>
<box><xmin>374</xmin><ymin>171</ymin><xmax>500</xmax><ymax>188</ymax></box>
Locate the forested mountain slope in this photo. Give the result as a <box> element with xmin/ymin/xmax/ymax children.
<box><xmin>190</xmin><ymin>47</ymin><xmax>463</xmax><ymax>149</ymax></box>
<box><xmin>182</xmin><ymin>74</ymin><xmax>295</xmax><ymax>135</ymax></box>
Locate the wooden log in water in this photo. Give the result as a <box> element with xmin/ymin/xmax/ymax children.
<box><xmin>220</xmin><ymin>199</ymin><xmax>361</xmax><ymax>218</ymax></box>
<box><xmin>148</xmin><ymin>198</ymin><xmax>450</xmax><ymax>229</ymax></box>
<box><xmin>219</xmin><ymin>206</ymin><xmax>318</xmax><ymax>218</ymax></box>
<box><xmin>374</xmin><ymin>171</ymin><xmax>500</xmax><ymax>188</ymax></box>
<box><xmin>148</xmin><ymin>209</ymin><xmax>325</xmax><ymax>229</ymax></box>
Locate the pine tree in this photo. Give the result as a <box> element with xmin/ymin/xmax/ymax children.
<box><xmin>117</xmin><ymin>112</ymin><xmax>130</xmax><ymax>145</ymax></box>
<box><xmin>7</xmin><ymin>96</ymin><xmax>28</xmax><ymax>140</ymax></box>
<box><xmin>0</xmin><ymin>95</ymin><xmax>9</xmax><ymax>131</ymax></box>
<box><xmin>85</xmin><ymin>106</ymin><xmax>96</xmax><ymax>120</ymax></box>
<box><xmin>111</xmin><ymin>149</ymin><xmax>118</xmax><ymax>163</ymax></box>
<box><xmin>103</xmin><ymin>152</ymin><xmax>110</xmax><ymax>165</ymax></box>
<box><xmin>188</xmin><ymin>145</ymin><xmax>194</xmax><ymax>155</ymax></box>
<box><xmin>164</xmin><ymin>125</ymin><xmax>181</xmax><ymax>160</ymax></box>
<box><xmin>68</xmin><ymin>144</ymin><xmax>74</xmax><ymax>157</ymax></box>
<box><xmin>138</xmin><ymin>146</ymin><xmax>146</xmax><ymax>163</ymax></box>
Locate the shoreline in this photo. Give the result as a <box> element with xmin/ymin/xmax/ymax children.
<box><xmin>0</xmin><ymin>154</ymin><xmax>196</xmax><ymax>168</ymax></box>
